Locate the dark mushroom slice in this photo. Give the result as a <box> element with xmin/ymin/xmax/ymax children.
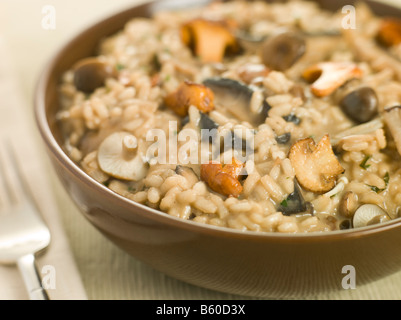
<box><xmin>383</xmin><ymin>105</ymin><xmax>401</xmax><ymax>156</ymax></box>
<box><xmin>340</xmin><ymin>87</ymin><xmax>379</xmax><ymax>124</ymax></box>
<box><xmin>199</xmin><ymin>112</ymin><xmax>219</xmax><ymax>144</ymax></box>
<box><xmin>203</xmin><ymin>78</ymin><xmax>271</xmax><ymax>126</ymax></box>
<box><xmin>261</xmin><ymin>31</ymin><xmax>306</xmax><ymax>72</ymax></box>
<box><xmin>278</xmin><ymin>180</ymin><xmax>312</xmax><ymax>216</ymax></box>
<box><xmin>283</xmin><ymin>113</ymin><xmax>301</xmax><ymax>125</ymax></box>
<box><xmin>73</xmin><ymin>58</ymin><xmax>117</xmax><ymax>94</ymax></box>
<box><xmin>275</xmin><ymin>133</ymin><xmax>291</xmax><ymax>145</ymax></box>
<box><xmin>339</xmin><ymin>219</ymin><xmax>352</xmax><ymax>230</ymax></box>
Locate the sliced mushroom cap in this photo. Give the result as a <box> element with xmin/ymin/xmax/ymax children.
<box><xmin>302</xmin><ymin>62</ymin><xmax>363</xmax><ymax>97</ymax></box>
<box><xmin>331</xmin><ymin>118</ymin><xmax>383</xmax><ymax>146</ymax></box>
<box><xmin>353</xmin><ymin>204</ymin><xmax>391</xmax><ymax>228</ymax></box>
<box><xmin>203</xmin><ymin>78</ymin><xmax>271</xmax><ymax>126</ymax></box>
<box><xmin>289</xmin><ymin>135</ymin><xmax>345</xmax><ymax>193</ymax></box>
<box><xmin>383</xmin><ymin>105</ymin><xmax>401</xmax><ymax>156</ymax></box>
<box><xmin>97</xmin><ymin>132</ymin><xmax>148</xmax><ymax>181</ymax></box>
<box><xmin>261</xmin><ymin>31</ymin><xmax>306</xmax><ymax>71</ymax></box>
<box><xmin>340</xmin><ymin>87</ymin><xmax>379</xmax><ymax>124</ymax></box>
<box><xmin>73</xmin><ymin>57</ymin><xmax>117</xmax><ymax>93</ymax></box>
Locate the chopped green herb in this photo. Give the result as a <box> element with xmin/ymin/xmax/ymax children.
<box><xmin>103</xmin><ymin>181</ymin><xmax>110</xmax><ymax>187</ymax></box>
<box><xmin>330</xmin><ymin>193</ymin><xmax>338</xmax><ymax>199</ymax></box>
<box><xmin>280</xmin><ymin>199</ymin><xmax>288</xmax><ymax>208</ymax></box>
<box><xmin>368</xmin><ymin>185</ymin><xmax>383</xmax><ymax>194</ymax></box>
<box><xmin>360</xmin><ymin>155</ymin><xmax>372</xmax><ymax>170</ymax></box>
<box><xmin>116</xmin><ymin>63</ymin><xmax>125</xmax><ymax>71</ymax></box>
<box><xmin>128</xmin><ymin>186</ymin><xmax>135</xmax><ymax>192</ymax></box>
<box><xmin>366</xmin><ymin>172</ymin><xmax>390</xmax><ymax>194</ymax></box>
<box><xmin>164</xmin><ymin>74</ymin><xmax>171</xmax><ymax>82</ymax></box>
<box><xmin>384</xmin><ymin>172</ymin><xmax>390</xmax><ymax>186</ymax></box>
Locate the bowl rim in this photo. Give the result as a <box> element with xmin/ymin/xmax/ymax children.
<box><xmin>34</xmin><ymin>0</ymin><xmax>401</xmax><ymax>242</ymax></box>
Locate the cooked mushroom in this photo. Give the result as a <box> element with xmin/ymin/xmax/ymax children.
<box><xmin>164</xmin><ymin>81</ymin><xmax>215</xmax><ymax>117</ymax></box>
<box><xmin>73</xmin><ymin>57</ymin><xmax>117</xmax><ymax>93</ymax></box>
<box><xmin>339</xmin><ymin>191</ymin><xmax>358</xmax><ymax>218</ymax></box>
<box><xmin>181</xmin><ymin>18</ymin><xmax>240</xmax><ymax>63</ymax></box>
<box><xmin>289</xmin><ymin>135</ymin><xmax>345</xmax><ymax>193</ymax></box>
<box><xmin>302</xmin><ymin>62</ymin><xmax>363</xmax><ymax>97</ymax></box>
<box><xmin>97</xmin><ymin>132</ymin><xmax>148</xmax><ymax>181</ymax></box>
<box><xmin>278</xmin><ymin>180</ymin><xmax>312</xmax><ymax>216</ymax></box>
<box><xmin>261</xmin><ymin>31</ymin><xmax>306</xmax><ymax>72</ymax></box>
<box><xmin>353</xmin><ymin>204</ymin><xmax>391</xmax><ymax>228</ymax></box>
<box><xmin>283</xmin><ymin>113</ymin><xmax>301</xmax><ymax>125</ymax></box>
<box><xmin>275</xmin><ymin>133</ymin><xmax>292</xmax><ymax>145</ymax></box>
<box><xmin>203</xmin><ymin>78</ymin><xmax>271</xmax><ymax>126</ymax></box>
<box><xmin>200</xmin><ymin>112</ymin><xmax>219</xmax><ymax>131</ymax></box>
<box><xmin>200</xmin><ymin>158</ymin><xmax>244</xmax><ymax>197</ymax></box>
<box><xmin>383</xmin><ymin>105</ymin><xmax>401</xmax><ymax>156</ymax></box>
<box><xmin>340</xmin><ymin>87</ymin><xmax>379</xmax><ymax>124</ymax></box>
<box><xmin>376</xmin><ymin>17</ymin><xmax>401</xmax><ymax>47</ymax></box>
<box><xmin>331</xmin><ymin>118</ymin><xmax>384</xmax><ymax>146</ymax></box>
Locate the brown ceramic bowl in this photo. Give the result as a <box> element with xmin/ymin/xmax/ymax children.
<box><xmin>35</xmin><ymin>0</ymin><xmax>401</xmax><ymax>298</ymax></box>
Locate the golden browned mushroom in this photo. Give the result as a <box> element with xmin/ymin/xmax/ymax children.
<box><xmin>97</xmin><ymin>132</ymin><xmax>148</xmax><ymax>181</ymax></box>
<box><xmin>164</xmin><ymin>81</ymin><xmax>215</xmax><ymax>117</ymax></box>
<box><xmin>289</xmin><ymin>135</ymin><xmax>345</xmax><ymax>193</ymax></box>
<box><xmin>200</xmin><ymin>158</ymin><xmax>244</xmax><ymax>197</ymax></box>
<box><xmin>181</xmin><ymin>18</ymin><xmax>240</xmax><ymax>63</ymax></box>
<box><xmin>302</xmin><ymin>62</ymin><xmax>363</xmax><ymax>97</ymax></box>
<box><xmin>73</xmin><ymin>57</ymin><xmax>117</xmax><ymax>93</ymax></box>
<box><xmin>376</xmin><ymin>18</ymin><xmax>401</xmax><ymax>47</ymax></box>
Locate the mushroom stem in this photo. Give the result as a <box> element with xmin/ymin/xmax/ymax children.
<box><xmin>122</xmin><ymin>135</ymin><xmax>138</xmax><ymax>160</ymax></box>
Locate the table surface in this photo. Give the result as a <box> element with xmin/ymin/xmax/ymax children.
<box><xmin>3</xmin><ymin>0</ymin><xmax>401</xmax><ymax>300</ymax></box>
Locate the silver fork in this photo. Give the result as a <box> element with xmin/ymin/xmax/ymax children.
<box><xmin>0</xmin><ymin>141</ymin><xmax>51</xmax><ymax>300</ymax></box>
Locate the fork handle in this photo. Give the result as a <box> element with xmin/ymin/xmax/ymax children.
<box><xmin>17</xmin><ymin>254</ymin><xmax>49</xmax><ymax>300</ymax></box>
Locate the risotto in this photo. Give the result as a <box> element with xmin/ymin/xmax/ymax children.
<box><xmin>57</xmin><ymin>0</ymin><xmax>401</xmax><ymax>233</ymax></box>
